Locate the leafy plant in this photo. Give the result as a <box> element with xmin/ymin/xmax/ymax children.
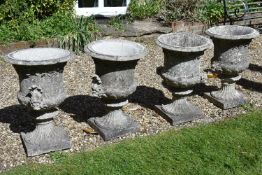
<box><xmin>40</xmin><ymin>12</ymin><xmax>76</xmax><ymax>37</ymax></box>
<box><xmin>197</xmin><ymin>0</ymin><xmax>224</xmax><ymax>25</ymax></box>
<box><xmin>0</xmin><ymin>12</ymin><xmax>76</xmax><ymax>43</ymax></box>
<box><xmin>0</xmin><ymin>12</ymin><xmax>100</xmax><ymax>54</ymax></box>
<box><xmin>58</xmin><ymin>16</ymin><xmax>100</xmax><ymax>54</ymax></box>
<box><xmin>128</xmin><ymin>0</ymin><xmax>164</xmax><ymax>20</ymax></box>
<box><xmin>0</xmin><ymin>0</ymin><xmax>75</xmax><ymax>24</ymax></box>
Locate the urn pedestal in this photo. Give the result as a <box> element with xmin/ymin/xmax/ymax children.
<box><xmin>85</xmin><ymin>39</ymin><xmax>146</xmax><ymax>141</ymax></box>
<box><xmin>156</xmin><ymin>32</ymin><xmax>213</xmax><ymax>125</ymax></box>
<box><xmin>205</xmin><ymin>25</ymin><xmax>259</xmax><ymax>109</ymax></box>
<box><xmin>5</xmin><ymin>48</ymin><xmax>72</xmax><ymax>156</ymax></box>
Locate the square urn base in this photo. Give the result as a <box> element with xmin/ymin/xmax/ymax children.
<box><xmin>204</xmin><ymin>92</ymin><xmax>248</xmax><ymax>110</ymax></box>
<box><xmin>21</xmin><ymin>123</ymin><xmax>71</xmax><ymax>157</ymax></box>
<box><xmin>88</xmin><ymin>112</ymin><xmax>140</xmax><ymax>141</ymax></box>
<box><xmin>155</xmin><ymin>104</ymin><xmax>204</xmax><ymax>125</ymax></box>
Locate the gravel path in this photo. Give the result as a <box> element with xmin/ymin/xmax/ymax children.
<box><xmin>0</xmin><ymin>34</ymin><xmax>261</xmax><ymax>172</ymax></box>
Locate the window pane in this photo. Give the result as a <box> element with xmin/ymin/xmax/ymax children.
<box><xmin>104</xmin><ymin>0</ymin><xmax>127</xmax><ymax>7</ymax></box>
<box><xmin>78</xmin><ymin>0</ymin><xmax>98</xmax><ymax>7</ymax></box>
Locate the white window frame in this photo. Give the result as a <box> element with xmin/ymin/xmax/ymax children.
<box><xmin>75</xmin><ymin>0</ymin><xmax>131</xmax><ymax>17</ymax></box>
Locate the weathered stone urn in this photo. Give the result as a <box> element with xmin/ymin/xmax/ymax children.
<box><xmin>205</xmin><ymin>25</ymin><xmax>259</xmax><ymax>109</ymax></box>
<box><xmin>5</xmin><ymin>48</ymin><xmax>72</xmax><ymax>156</ymax></box>
<box><xmin>84</xmin><ymin>39</ymin><xmax>146</xmax><ymax>141</ymax></box>
<box><xmin>156</xmin><ymin>32</ymin><xmax>213</xmax><ymax>125</ymax></box>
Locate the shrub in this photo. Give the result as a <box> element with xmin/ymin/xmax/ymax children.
<box><xmin>160</xmin><ymin>0</ymin><xmax>224</xmax><ymax>25</ymax></box>
<box><xmin>40</xmin><ymin>12</ymin><xmax>77</xmax><ymax>38</ymax></box>
<box><xmin>0</xmin><ymin>0</ymin><xmax>77</xmax><ymax>42</ymax></box>
<box><xmin>0</xmin><ymin>13</ymin><xmax>100</xmax><ymax>54</ymax></box>
<box><xmin>160</xmin><ymin>0</ymin><xmax>202</xmax><ymax>23</ymax></box>
<box><xmin>0</xmin><ymin>12</ymin><xmax>77</xmax><ymax>43</ymax></box>
<box><xmin>0</xmin><ymin>0</ymin><xmax>99</xmax><ymax>54</ymax></box>
<box><xmin>0</xmin><ymin>0</ymin><xmax>75</xmax><ymax>24</ymax></box>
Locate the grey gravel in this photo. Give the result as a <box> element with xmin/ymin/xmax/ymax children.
<box><xmin>0</xmin><ymin>33</ymin><xmax>261</xmax><ymax>172</ymax></box>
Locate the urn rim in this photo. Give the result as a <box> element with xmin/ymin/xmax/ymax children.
<box><xmin>156</xmin><ymin>32</ymin><xmax>213</xmax><ymax>52</ymax></box>
<box><xmin>206</xmin><ymin>25</ymin><xmax>259</xmax><ymax>40</ymax></box>
<box><xmin>5</xmin><ymin>48</ymin><xmax>73</xmax><ymax>66</ymax></box>
<box><xmin>84</xmin><ymin>39</ymin><xmax>147</xmax><ymax>61</ymax></box>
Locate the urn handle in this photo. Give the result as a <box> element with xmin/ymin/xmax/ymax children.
<box><xmin>27</xmin><ymin>85</ymin><xmax>43</xmax><ymax>110</ymax></box>
<box><xmin>91</xmin><ymin>75</ymin><xmax>106</xmax><ymax>98</ymax></box>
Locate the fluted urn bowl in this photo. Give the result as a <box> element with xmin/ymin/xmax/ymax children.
<box><xmin>206</xmin><ymin>25</ymin><xmax>259</xmax><ymax>74</ymax></box>
<box><xmin>85</xmin><ymin>39</ymin><xmax>146</xmax><ymax>141</ymax></box>
<box><xmin>205</xmin><ymin>25</ymin><xmax>259</xmax><ymax>109</ymax></box>
<box><xmin>156</xmin><ymin>32</ymin><xmax>213</xmax><ymax>125</ymax></box>
<box><xmin>157</xmin><ymin>32</ymin><xmax>213</xmax><ymax>88</ymax></box>
<box><xmin>4</xmin><ymin>48</ymin><xmax>73</xmax><ymax>156</ymax></box>
<box><xmin>85</xmin><ymin>39</ymin><xmax>146</xmax><ymax>101</ymax></box>
<box><xmin>6</xmin><ymin>48</ymin><xmax>72</xmax><ymax>110</ymax></box>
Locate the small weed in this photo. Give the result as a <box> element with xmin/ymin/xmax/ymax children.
<box><xmin>0</xmin><ymin>57</ymin><xmax>5</xmax><ymax>65</ymax></box>
<box><xmin>50</xmin><ymin>152</ymin><xmax>68</xmax><ymax>163</ymax></box>
<box><xmin>108</xmin><ymin>16</ymin><xmax>124</xmax><ymax>31</ymax></box>
<box><xmin>241</xmin><ymin>103</ymin><xmax>256</xmax><ymax>112</ymax></box>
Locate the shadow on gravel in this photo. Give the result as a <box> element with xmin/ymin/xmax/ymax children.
<box><xmin>249</xmin><ymin>63</ymin><xmax>262</xmax><ymax>73</ymax></box>
<box><xmin>129</xmin><ymin>86</ymin><xmax>172</xmax><ymax>121</ymax></box>
<box><xmin>129</xmin><ymin>85</ymin><xmax>171</xmax><ymax>108</ymax></box>
<box><xmin>237</xmin><ymin>78</ymin><xmax>262</xmax><ymax>93</ymax></box>
<box><xmin>193</xmin><ymin>83</ymin><xmax>220</xmax><ymax>95</ymax></box>
<box><xmin>59</xmin><ymin>95</ymin><xmax>106</xmax><ymax>122</ymax></box>
<box><xmin>0</xmin><ymin>105</ymin><xmax>35</xmax><ymax>133</ymax></box>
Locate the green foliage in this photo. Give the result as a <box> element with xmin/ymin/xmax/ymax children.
<box><xmin>108</xmin><ymin>16</ymin><xmax>124</xmax><ymax>31</ymax></box>
<box><xmin>0</xmin><ymin>12</ymin><xmax>73</xmax><ymax>42</ymax></box>
<box><xmin>40</xmin><ymin>12</ymin><xmax>76</xmax><ymax>38</ymax></box>
<box><xmin>0</xmin><ymin>21</ymin><xmax>44</xmax><ymax>42</ymax></box>
<box><xmin>128</xmin><ymin>0</ymin><xmax>164</xmax><ymax>20</ymax></box>
<box><xmin>160</xmin><ymin>0</ymin><xmax>224</xmax><ymax>25</ymax></box>
<box><xmin>197</xmin><ymin>0</ymin><xmax>224</xmax><ymax>25</ymax></box>
<box><xmin>0</xmin><ymin>10</ymin><xmax>99</xmax><ymax>53</ymax></box>
<box><xmin>241</xmin><ymin>103</ymin><xmax>256</xmax><ymax>113</ymax></box>
<box><xmin>0</xmin><ymin>0</ymin><xmax>99</xmax><ymax>54</ymax></box>
<box><xmin>58</xmin><ymin>16</ymin><xmax>100</xmax><ymax>54</ymax></box>
<box><xmin>4</xmin><ymin>110</ymin><xmax>262</xmax><ymax>175</ymax></box>
<box><xmin>160</xmin><ymin>0</ymin><xmax>201</xmax><ymax>23</ymax></box>
<box><xmin>0</xmin><ymin>0</ymin><xmax>34</xmax><ymax>23</ymax></box>
<box><xmin>0</xmin><ymin>0</ymin><xmax>87</xmax><ymax>50</ymax></box>
<box><xmin>0</xmin><ymin>0</ymin><xmax>75</xmax><ymax>24</ymax></box>
<box><xmin>50</xmin><ymin>152</ymin><xmax>68</xmax><ymax>162</ymax></box>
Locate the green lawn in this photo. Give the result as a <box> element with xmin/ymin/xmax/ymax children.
<box><xmin>3</xmin><ymin>110</ymin><xmax>262</xmax><ymax>175</ymax></box>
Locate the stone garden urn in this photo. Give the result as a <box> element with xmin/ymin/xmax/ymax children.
<box><xmin>84</xmin><ymin>39</ymin><xmax>146</xmax><ymax>141</ymax></box>
<box><xmin>5</xmin><ymin>48</ymin><xmax>72</xmax><ymax>156</ymax></box>
<box><xmin>156</xmin><ymin>32</ymin><xmax>213</xmax><ymax>125</ymax></box>
<box><xmin>205</xmin><ymin>25</ymin><xmax>259</xmax><ymax>109</ymax></box>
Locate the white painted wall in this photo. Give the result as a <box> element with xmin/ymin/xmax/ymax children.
<box><xmin>75</xmin><ymin>0</ymin><xmax>131</xmax><ymax>17</ymax></box>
